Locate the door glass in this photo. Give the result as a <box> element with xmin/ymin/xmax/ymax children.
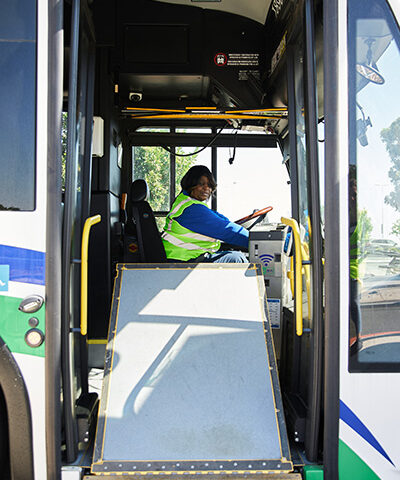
<box><xmin>292</xmin><ymin>39</ymin><xmax>314</xmax><ymax>403</ymax></box>
<box><xmin>64</xmin><ymin>26</ymin><xmax>93</xmax><ymax>396</ymax></box>
<box><xmin>318</xmin><ymin>121</ymin><xmax>325</xmax><ymax>232</ymax></box>
<box><xmin>294</xmin><ymin>42</ymin><xmax>313</xmax><ymax>337</ymax></box>
<box><xmin>348</xmin><ymin>0</ymin><xmax>400</xmax><ymax>370</ymax></box>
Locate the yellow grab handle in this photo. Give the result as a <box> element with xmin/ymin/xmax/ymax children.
<box><xmin>81</xmin><ymin>214</ymin><xmax>101</xmax><ymax>336</ymax></box>
<box><xmin>288</xmin><ymin>256</ymin><xmax>295</xmax><ymax>298</ymax></box>
<box><xmin>281</xmin><ymin>217</ymin><xmax>303</xmax><ymax>336</ymax></box>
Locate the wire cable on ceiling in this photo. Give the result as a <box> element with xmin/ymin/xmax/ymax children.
<box><xmin>160</xmin><ymin>122</ymin><xmax>228</xmax><ymax>157</ymax></box>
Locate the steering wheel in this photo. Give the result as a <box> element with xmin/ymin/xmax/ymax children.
<box><xmin>235</xmin><ymin>206</ymin><xmax>273</xmax><ymax>230</ymax></box>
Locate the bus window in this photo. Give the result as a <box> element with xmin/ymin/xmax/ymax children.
<box><xmin>133</xmin><ymin>146</ymin><xmax>171</xmax><ymax>212</ymax></box>
<box><xmin>348</xmin><ymin>0</ymin><xmax>400</xmax><ymax>371</ymax></box>
<box><xmin>173</xmin><ymin>128</ymin><xmax>212</xmax><ymax>194</ymax></box>
<box><xmin>217</xmin><ymin>147</ymin><xmax>290</xmax><ymax>224</ymax></box>
<box><xmin>132</xmin><ymin>140</ymin><xmax>211</xmax><ymax>230</ymax></box>
<box><xmin>175</xmin><ymin>148</ymin><xmax>212</xmax><ymax>194</ymax></box>
<box><xmin>0</xmin><ymin>1</ymin><xmax>36</xmax><ymax>211</ymax></box>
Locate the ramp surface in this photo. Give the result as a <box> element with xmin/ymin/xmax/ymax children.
<box><xmin>92</xmin><ymin>264</ymin><xmax>291</xmax><ymax>475</ymax></box>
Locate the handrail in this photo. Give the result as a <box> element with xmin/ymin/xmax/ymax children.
<box><xmin>81</xmin><ymin>214</ymin><xmax>101</xmax><ymax>336</ymax></box>
<box><xmin>288</xmin><ymin>256</ymin><xmax>295</xmax><ymax>298</ymax></box>
<box><xmin>281</xmin><ymin>217</ymin><xmax>303</xmax><ymax>336</ymax></box>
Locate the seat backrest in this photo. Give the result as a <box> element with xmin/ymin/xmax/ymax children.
<box><xmin>130</xmin><ymin>179</ymin><xmax>167</xmax><ymax>262</ymax></box>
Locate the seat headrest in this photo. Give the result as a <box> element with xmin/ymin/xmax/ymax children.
<box><xmin>130</xmin><ymin>179</ymin><xmax>149</xmax><ymax>202</ymax></box>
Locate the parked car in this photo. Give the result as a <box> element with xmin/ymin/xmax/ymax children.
<box><xmin>367</xmin><ymin>238</ymin><xmax>399</xmax><ymax>254</ymax></box>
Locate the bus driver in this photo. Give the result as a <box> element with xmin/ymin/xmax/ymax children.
<box><xmin>161</xmin><ymin>165</ymin><xmax>249</xmax><ymax>263</ymax></box>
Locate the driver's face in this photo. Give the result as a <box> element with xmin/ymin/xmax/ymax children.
<box><xmin>190</xmin><ymin>175</ymin><xmax>213</xmax><ymax>202</ymax></box>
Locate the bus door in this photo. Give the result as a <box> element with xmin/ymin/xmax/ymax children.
<box><xmin>333</xmin><ymin>0</ymin><xmax>400</xmax><ymax>478</ymax></box>
<box><xmin>279</xmin><ymin>0</ymin><xmax>324</xmax><ymax>463</ymax></box>
<box><xmin>62</xmin><ymin>0</ymin><xmax>96</xmax><ymax>463</ymax></box>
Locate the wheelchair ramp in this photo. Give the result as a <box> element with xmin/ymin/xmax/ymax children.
<box><xmin>92</xmin><ymin>264</ymin><xmax>292</xmax><ymax>475</ymax></box>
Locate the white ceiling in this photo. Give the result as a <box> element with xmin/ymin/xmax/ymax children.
<box><xmin>154</xmin><ymin>0</ymin><xmax>272</xmax><ymax>25</ymax></box>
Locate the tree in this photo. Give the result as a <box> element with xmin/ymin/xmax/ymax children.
<box><xmin>381</xmin><ymin>117</ymin><xmax>400</xmax><ymax>212</ymax></box>
<box><xmin>133</xmin><ymin>146</ymin><xmax>198</xmax><ymax>211</ymax></box>
<box><xmin>381</xmin><ymin>117</ymin><xmax>400</xmax><ymax>240</ymax></box>
<box><xmin>391</xmin><ymin>219</ymin><xmax>400</xmax><ymax>238</ymax></box>
<box><xmin>359</xmin><ymin>208</ymin><xmax>373</xmax><ymax>244</ymax></box>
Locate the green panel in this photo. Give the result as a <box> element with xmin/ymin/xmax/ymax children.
<box><xmin>0</xmin><ymin>295</ymin><xmax>45</xmax><ymax>357</ymax></box>
<box><xmin>339</xmin><ymin>440</ymin><xmax>380</xmax><ymax>480</ymax></box>
<box><xmin>303</xmin><ymin>465</ymin><xmax>324</xmax><ymax>479</ymax></box>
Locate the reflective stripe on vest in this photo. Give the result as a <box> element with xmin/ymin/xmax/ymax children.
<box><xmin>162</xmin><ymin>192</ymin><xmax>221</xmax><ymax>261</ymax></box>
<box><xmin>350</xmin><ymin>222</ymin><xmax>366</xmax><ymax>280</ymax></box>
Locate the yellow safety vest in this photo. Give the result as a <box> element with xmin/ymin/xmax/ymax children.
<box><xmin>162</xmin><ymin>192</ymin><xmax>221</xmax><ymax>261</ymax></box>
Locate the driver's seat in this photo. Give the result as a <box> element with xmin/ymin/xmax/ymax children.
<box><xmin>130</xmin><ymin>179</ymin><xmax>167</xmax><ymax>263</ymax></box>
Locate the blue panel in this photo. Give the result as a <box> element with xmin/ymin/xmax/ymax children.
<box><xmin>0</xmin><ymin>1</ymin><xmax>36</xmax><ymax>41</ymax></box>
<box><xmin>0</xmin><ymin>245</ymin><xmax>45</xmax><ymax>285</ymax></box>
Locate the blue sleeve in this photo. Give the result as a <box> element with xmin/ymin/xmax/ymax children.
<box><xmin>176</xmin><ymin>203</ymin><xmax>249</xmax><ymax>248</ymax></box>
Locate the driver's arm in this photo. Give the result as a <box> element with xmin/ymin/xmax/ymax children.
<box><xmin>177</xmin><ymin>203</ymin><xmax>249</xmax><ymax>248</ymax></box>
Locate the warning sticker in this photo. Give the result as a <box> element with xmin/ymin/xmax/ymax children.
<box><xmin>227</xmin><ymin>53</ymin><xmax>259</xmax><ymax>66</ymax></box>
<box><xmin>214</xmin><ymin>53</ymin><xmax>259</xmax><ymax>67</ymax></box>
<box><xmin>214</xmin><ymin>53</ymin><xmax>228</xmax><ymax>66</ymax></box>
<box><xmin>238</xmin><ymin>70</ymin><xmax>260</xmax><ymax>81</ymax></box>
<box><xmin>267</xmin><ymin>298</ymin><xmax>281</xmax><ymax>328</ymax></box>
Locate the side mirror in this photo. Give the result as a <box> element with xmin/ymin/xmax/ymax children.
<box><xmin>356</xmin><ymin>63</ymin><xmax>385</xmax><ymax>85</ymax></box>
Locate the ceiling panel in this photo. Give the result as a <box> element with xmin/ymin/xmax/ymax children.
<box><xmin>154</xmin><ymin>0</ymin><xmax>272</xmax><ymax>25</ymax></box>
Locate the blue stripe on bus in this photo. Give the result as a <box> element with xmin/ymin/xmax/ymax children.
<box><xmin>340</xmin><ymin>400</ymin><xmax>394</xmax><ymax>467</ymax></box>
<box><xmin>0</xmin><ymin>244</ymin><xmax>45</xmax><ymax>286</ymax></box>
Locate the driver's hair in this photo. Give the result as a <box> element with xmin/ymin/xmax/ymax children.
<box><xmin>181</xmin><ymin>165</ymin><xmax>217</xmax><ymax>194</ymax></box>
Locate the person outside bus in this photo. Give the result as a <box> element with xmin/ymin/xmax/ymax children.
<box><xmin>162</xmin><ymin>165</ymin><xmax>249</xmax><ymax>263</ymax></box>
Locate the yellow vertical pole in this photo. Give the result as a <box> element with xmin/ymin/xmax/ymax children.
<box><xmin>81</xmin><ymin>214</ymin><xmax>101</xmax><ymax>336</ymax></box>
<box><xmin>281</xmin><ymin>217</ymin><xmax>304</xmax><ymax>336</ymax></box>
